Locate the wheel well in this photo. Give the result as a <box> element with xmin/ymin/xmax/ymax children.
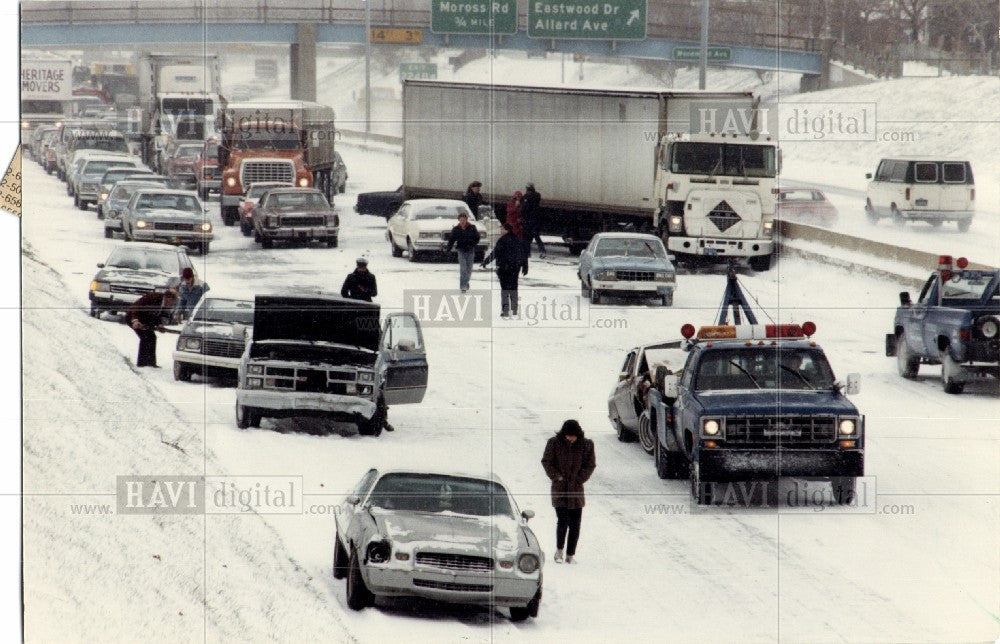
<box><xmin>937</xmin><ymin>336</ymin><xmax>950</xmax><ymax>352</ymax></box>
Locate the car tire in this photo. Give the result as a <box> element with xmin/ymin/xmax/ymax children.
<box><xmin>333</xmin><ymin>537</ymin><xmax>349</xmax><ymax>580</ymax></box>
<box><xmin>591</xmin><ymin>289</ymin><xmax>602</xmax><ymax>305</ymax></box>
<box><xmin>236</xmin><ymin>402</ymin><xmax>261</xmax><ymax>429</ymax></box>
<box><xmin>327</xmin><ymin>237</ymin><xmax>338</xmax><ymax>248</ymax></box>
<box><xmin>79</xmin><ymin>200</ymin><xmax>89</xmax><ymax>211</ymax></box>
<box><xmin>865</xmin><ymin>201</ymin><xmax>878</xmax><ymax>225</ymax></box>
<box><xmin>89</xmin><ymin>302</ymin><xmax>100</xmax><ymax>319</ymax></box>
<box><xmin>661</xmin><ymin>292</ymin><xmax>673</xmax><ymax>307</ymax></box>
<box><xmin>407</xmin><ymin>239</ymin><xmax>420</xmax><ymax>262</ymax></box>
<box><xmin>580</xmin><ymin>280</ymin><xmax>590</xmax><ymax>298</ymax></box>
<box><xmin>896</xmin><ymin>331</ymin><xmax>919</xmax><ymax>378</ymax></box>
<box><xmin>200</xmin><ymin>242</ymin><xmax>210</xmax><ymax>255</ymax></box>
<box><xmin>261</xmin><ymin>237</ymin><xmax>273</xmax><ymax>250</ymax></box>
<box><xmin>690</xmin><ymin>461</ymin><xmax>714</xmax><ymax>505</ymax></box>
<box><xmin>748</xmin><ymin>254</ymin><xmax>772</xmax><ymax>272</ymax></box>
<box><xmin>173</xmin><ymin>361</ymin><xmax>191</xmax><ymax>382</ymax></box>
<box><xmin>338</xmin><ymin>182</ymin><xmax>346</xmax><ymax>194</ymax></box>
<box><xmin>638</xmin><ymin>411</ymin><xmax>655</xmax><ymax>455</ymax></box>
<box><xmin>957</xmin><ymin>219</ymin><xmax>971</xmax><ymax>233</ymax></box>
<box><xmin>73</xmin><ymin>193</ymin><xmax>80</xmax><ymax>208</ymax></box>
<box><xmin>104</xmin><ymin>227</ymin><xmax>113</xmax><ymax>239</ymax></box>
<box><xmin>357</xmin><ymin>396</ymin><xmax>386</xmax><ymax>437</ymax></box>
<box><xmin>240</xmin><ymin>220</ymin><xmax>252</xmax><ymax>237</ymax></box>
<box><xmin>390</xmin><ymin>235</ymin><xmax>403</xmax><ymax>258</ymax></box>
<box><xmin>831</xmin><ymin>477</ymin><xmax>856</xmax><ymax>505</ymax></box>
<box><xmin>199</xmin><ymin>187</ymin><xmax>208</xmax><ymax>201</ymax></box>
<box><xmin>941</xmin><ymin>349</ymin><xmax>965</xmax><ymax>394</ymax></box>
<box><xmin>346</xmin><ymin>548</ymin><xmax>375</xmax><ymax>611</ymax></box>
<box><xmin>510</xmin><ymin>587</ymin><xmax>541</xmax><ymax>622</ymax></box>
<box><xmin>891</xmin><ymin>206</ymin><xmax>905</xmax><ymax>226</ymax></box>
<box><xmin>614</xmin><ymin>417</ymin><xmax>635</xmax><ymax>443</ymax></box>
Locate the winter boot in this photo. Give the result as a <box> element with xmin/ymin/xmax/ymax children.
<box><xmin>565</xmin><ymin>555</ymin><xmax>575</xmax><ymax>564</ymax></box>
<box><xmin>553</xmin><ymin>549</ymin><xmax>564</xmax><ymax>563</ymax></box>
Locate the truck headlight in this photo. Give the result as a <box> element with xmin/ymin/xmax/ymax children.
<box><xmin>702</xmin><ymin>418</ymin><xmax>722</xmax><ymax>437</ymax></box>
<box><xmin>517</xmin><ymin>554</ymin><xmax>539</xmax><ymax>573</ymax></box>
<box><xmin>200</xmin><ymin>222</ymin><xmax>212</xmax><ymax>232</ymax></box>
<box><xmin>298</xmin><ymin>177</ymin><xmax>309</xmax><ymax>187</ymax></box>
<box><xmin>838</xmin><ymin>418</ymin><xmax>857</xmax><ymax>436</ymax></box>
<box><xmin>763</xmin><ymin>220</ymin><xmax>775</xmax><ymax>235</ymax></box>
<box><xmin>668</xmin><ymin>215</ymin><xmax>684</xmax><ymax>233</ymax></box>
<box><xmin>246</xmin><ymin>377</ymin><xmax>262</xmax><ymax>388</ymax></box>
<box><xmin>358</xmin><ymin>384</ymin><xmax>373</xmax><ymax>395</ymax></box>
<box><xmin>226</xmin><ymin>177</ymin><xmax>236</xmax><ymax>187</ymax></box>
<box><xmin>183</xmin><ymin>338</ymin><xmax>201</xmax><ymax>351</ymax></box>
<box><xmin>358</xmin><ymin>371</ymin><xmax>374</xmax><ymax>382</ymax></box>
<box><xmin>136</xmin><ymin>220</ymin><xmax>147</xmax><ymax>229</ymax></box>
<box><xmin>248</xmin><ymin>365</ymin><xmax>264</xmax><ymax>375</ymax></box>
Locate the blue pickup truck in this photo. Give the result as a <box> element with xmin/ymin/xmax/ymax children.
<box><xmin>886</xmin><ymin>256</ymin><xmax>999</xmax><ymax>394</ymax></box>
<box><xmin>648</xmin><ymin>322</ymin><xmax>864</xmax><ymax>505</ymax></box>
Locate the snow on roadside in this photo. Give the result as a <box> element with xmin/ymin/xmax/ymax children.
<box><xmin>21</xmin><ymin>247</ymin><xmax>355</xmax><ymax>643</ymax></box>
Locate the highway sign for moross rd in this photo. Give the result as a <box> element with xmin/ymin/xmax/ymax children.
<box><xmin>432</xmin><ymin>1</ymin><xmax>518</xmax><ymax>35</ymax></box>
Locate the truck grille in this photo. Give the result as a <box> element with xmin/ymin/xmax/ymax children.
<box><xmin>154</xmin><ymin>222</ymin><xmax>194</xmax><ymax>231</ymax></box>
<box><xmin>279</xmin><ymin>215</ymin><xmax>324</xmax><ymax>227</ymax></box>
<box><xmin>725</xmin><ymin>415</ymin><xmax>837</xmax><ymax>444</ymax></box>
<box><xmin>241</xmin><ymin>161</ymin><xmax>295</xmax><ymax>186</ymax></box>
<box><xmin>202</xmin><ymin>339</ymin><xmax>244</xmax><ymax>358</ymax></box>
<box><xmin>261</xmin><ymin>366</ymin><xmax>361</xmax><ymax>394</ymax></box>
<box><xmin>109</xmin><ymin>284</ymin><xmax>151</xmax><ymax>295</ymax></box>
<box><xmin>415</xmin><ymin>553</ymin><xmax>494</xmax><ymax>573</ymax></box>
<box><xmin>413</xmin><ymin>579</ymin><xmax>493</xmax><ymax>593</ymax></box>
<box><xmin>615</xmin><ymin>270</ymin><xmax>654</xmax><ymax>282</ymax></box>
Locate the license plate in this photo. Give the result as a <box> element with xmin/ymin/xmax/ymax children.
<box><xmin>915</xmin><ymin>199</ymin><xmax>928</xmax><ymax>206</ymax></box>
<box><xmin>704</xmin><ymin>248</ymin><xmax>718</xmax><ymax>256</ymax></box>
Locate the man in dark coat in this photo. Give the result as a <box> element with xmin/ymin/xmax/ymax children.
<box><xmin>125</xmin><ymin>288</ymin><xmax>179</xmax><ymax>368</ymax></box>
<box><xmin>521</xmin><ymin>183</ymin><xmax>546</xmax><ymax>258</ymax></box>
<box><xmin>446</xmin><ymin>212</ymin><xmax>481</xmax><ymax>293</ymax></box>
<box><xmin>541</xmin><ymin>419</ymin><xmax>596</xmax><ymax>563</ymax></box>
<box><xmin>481</xmin><ymin>223</ymin><xmax>527</xmax><ymax>317</ymax></box>
<box><xmin>462</xmin><ymin>181</ymin><xmax>484</xmax><ymax>214</ymax></box>
<box><xmin>341</xmin><ymin>258</ymin><xmax>378</xmax><ymax>302</ymax></box>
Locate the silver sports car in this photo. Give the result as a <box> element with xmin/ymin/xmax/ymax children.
<box><xmin>334</xmin><ymin>469</ymin><xmax>544</xmax><ymax>621</ymax></box>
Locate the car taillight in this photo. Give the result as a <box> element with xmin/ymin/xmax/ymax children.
<box><xmin>970</xmin><ymin>188</ymin><xmax>975</xmax><ymax>201</ymax></box>
<box><xmin>904</xmin><ymin>188</ymin><xmax>910</xmax><ymax>201</ymax></box>
<box><xmin>959</xmin><ymin>328</ymin><xmax>971</xmax><ymax>341</ymax></box>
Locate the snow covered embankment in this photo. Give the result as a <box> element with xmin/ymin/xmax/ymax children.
<box><xmin>21</xmin><ymin>248</ymin><xmax>353</xmax><ymax>643</ymax></box>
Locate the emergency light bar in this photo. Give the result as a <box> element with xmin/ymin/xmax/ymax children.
<box><xmin>937</xmin><ymin>255</ymin><xmax>969</xmax><ymax>282</ymax></box>
<box><xmin>683</xmin><ymin>323</ymin><xmax>816</xmax><ymax>341</ymax></box>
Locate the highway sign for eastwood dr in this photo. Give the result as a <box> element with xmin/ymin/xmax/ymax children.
<box><xmin>528</xmin><ymin>0</ymin><xmax>647</xmax><ymax>40</ymax></box>
<box><xmin>431</xmin><ymin>1</ymin><xmax>518</xmax><ymax>35</ymax></box>
<box><xmin>673</xmin><ymin>46</ymin><xmax>733</xmax><ymax>62</ymax></box>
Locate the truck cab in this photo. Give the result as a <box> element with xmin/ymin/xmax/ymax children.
<box><xmin>654</xmin><ymin>132</ymin><xmax>779</xmax><ymax>271</ymax></box>
<box><xmin>649</xmin><ymin>322</ymin><xmax>863</xmax><ymax>505</ymax></box>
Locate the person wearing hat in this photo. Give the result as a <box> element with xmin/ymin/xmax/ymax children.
<box><xmin>541</xmin><ymin>419</ymin><xmax>596</xmax><ymax>564</ymax></box>
<box><xmin>521</xmin><ymin>183</ymin><xmax>546</xmax><ymax>259</ymax></box>
<box><xmin>462</xmin><ymin>181</ymin><xmax>485</xmax><ymax>214</ymax></box>
<box><xmin>175</xmin><ymin>266</ymin><xmax>209</xmax><ymax>323</ymax></box>
<box><xmin>505</xmin><ymin>191</ymin><xmax>525</xmax><ymax>241</ymax></box>
<box><xmin>341</xmin><ymin>258</ymin><xmax>378</xmax><ymax>302</ymax></box>
<box><xmin>125</xmin><ymin>288</ymin><xmax>180</xmax><ymax>368</ymax></box>
<box><xmin>446</xmin><ymin>211</ymin><xmax>481</xmax><ymax>293</ymax></box>
<box><xmin>481</xmin><ymin>223</ymin><xmax>527</xmax><ymax>318</ymax></box>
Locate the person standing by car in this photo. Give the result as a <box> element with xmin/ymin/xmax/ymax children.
<box><xmin>522</xmin><ymin>183</ymin><xmax>546</xmax><ymax>259</ymax></box>
<box><xmin>446</xmin><ymin>212</ymin><xmax>482</xmax><ymax>293</ymax></box>
<box><xmin>541</xmin><ymin>420</ymin><xmax>596</xmax><ymax>564</ymax></box>
<box><xmin>481</xmin><ymin>223</ymin><xmax>527</xmax><ymax>317</ymax></box>
<box><xmin>125</xmin><ymin>288</ymin><xmax>179</xmax><ymax>368</ymax></box>
<box><xmin>175</xmin><ymin>267</ymin><xmax>209</xmax><ymax>322</ymax></box>
<box><xmin>506</xmin><ymin>191</ymin><xmax>525</xmax><ymax>241</ymax></box>
<box><xmin>462</xmin><ymin>181</ymin><xmax>484</xmax><ymax>214</ymax></box>
<box><xmin>341</xmin><ymin>258</ymin><xmax>378</xmax><ymax>302</ymax></box>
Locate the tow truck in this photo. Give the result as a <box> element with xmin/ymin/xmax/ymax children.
<box><xmin>886</xmin><ymin>255</ymin><xmax>999</xmax><ymax>393</ymax></box>
<box><xmin>647</xmin><ymin>266</ymin><xmax>864</xmax><ymax>505</ymax></box>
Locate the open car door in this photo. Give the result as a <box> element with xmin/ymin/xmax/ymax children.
<box><xmin>379</xmin><ymin>312</ymin><xmax>428</xmax><ymax>405</ymax></box>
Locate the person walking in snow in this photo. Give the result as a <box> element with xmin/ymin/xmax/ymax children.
<box><xmin>341</xmin><ymin>258</ymin><xmax>378</xmax><ymax>302</ymax></box>
<box><xmin>521</xmin><ymin>183</ymin><xmax>546</xmax><ymax>258</ymax></box>
<box><xmin>125</xmin><ymin>288</ymin><xmax>179</xmax><ymax>368</ymax></box>
<box><xmin>481</xmin><ymin>223</ymin><xmax>527</xmax><ymax>317</ymax></box>
<box><xmin>446</xmin><ymin>211</ymin><xmax>481</xmax><ymax>293</ymax></box>
<box><xmin>541</xmin><ymin>419</ymin><xmax>596</xmax><ymax>564</ymax></box>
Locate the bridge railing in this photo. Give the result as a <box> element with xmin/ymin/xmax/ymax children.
<box><xmin>22</xmin><ymin>0</ymin><xmax>817</xmax><ymax>52</ymax></box>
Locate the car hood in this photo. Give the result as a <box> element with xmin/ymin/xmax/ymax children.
<box><xmin>137</xmin><ymin>209</ymin><xmax>203</xmax><ymax>222</ymax></box>
<box><xmin>94</xmin><ymin>267</ymin><xmax>174</xmax><ymax>283</ymax></box>
<box><xmin>181</xmin><ymin>320</ymin><xmax>250</xmax><ymax>340</ymax></box>
<box><xmin>591</xmin><ymin>256</ymin><xmax>673</xmax><ymax>272</ymax></box>
<box><xmin>373</xmin><ymin>510</ymin><xmax>524</xmax><ymax>554</ymax></box>
<box><xmin>252</xmin><ymin>295</ymin><xmax>380</xmax><ymax>350</ymax></box>
<box><xmin>694</xmin><ymin>390</ymin><xmax>859</xmax><ymax>416</ymax></box>
<box><xmin>413</xmin><ymin>219</ymin><xmax>466</xmax><ymax>232</ymax></box>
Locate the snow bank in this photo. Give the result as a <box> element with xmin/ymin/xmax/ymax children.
<box><xmin>22</xmin><ymin>248</ymin><xmax>354</xmax><ymax>643</ymax></box>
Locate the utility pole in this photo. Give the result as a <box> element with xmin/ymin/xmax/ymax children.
<box><xmin>364</xmin><ymin>0</ymin><xmax>371</xmax><ymax>134</ymax></box>
<box><xmin>699</xmin><ymin>0</ymin><xmax>709</xmax><ymax>89</ymax></box>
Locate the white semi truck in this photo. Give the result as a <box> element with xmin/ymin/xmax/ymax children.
<box><xmin>401</xmin><ymin>80</ymin><xmax>778</xmax><ymax>269</ymax></box>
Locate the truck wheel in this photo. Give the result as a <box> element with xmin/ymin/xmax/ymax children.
<box><xmin>896</xmin><ymin>332</ymin><xmax>919</xmax><ymax>378</ymax></box>
<box><xmin>333</xmin><ymin>537</ymin><xmax>349</xmax><ymax>580</ymax></box>
<box><xmin>357</xmin><ymin>396</ymin><xmax>386</xmax><ymax>437</ymax></box>
<box><xmin>831</xmin><ymin>477</ymin><xmax>856</xmax><ymax>505</ymax></box>
<box><xmin>748</xmin><ymin>254</ymin><xmax>772</xmax><ymax>272</ymax></box>
<box><xmin>957</xmin><ymin>220</ymin><xmax>971</xmax><ymax>233</ymax></box>
<box><xmin>390</xmin><ymin>235</ymin><xmax>403</xmax><ymax>257</ymax></box>
<box><xmin>614</xmin><ymin>417</ymin><xmax>635</xmax><ymax>443</ymax></box>
<box><xmin>346</xmin><ymin>548</ymin><xmax>375</xmax><ymax>610</ymax></box>
<box><xmin>864</xmin><ymin>201</ymin><xmax>878</xmax><ymax>225</ymax></box>
<box><xmin>638</xmin><ymin>412</ymin><xmax>655</xmax><ymax>455</ymax></box>
<box><xmin>236</xmin><ymin>402</ymin><xmax>261</xmax><ymax>429</ymax></box>
<box><xmin>261</xmin><ymin>237</ymin><xmax>273</xmax><ymax>250</ymax></box>
<box><xmin>173</xmin><ymin>361</ymin><xmax>191</xmax><ymax>382</ymax></box>
<box><xmin>941</xmin><ymin>350</ymin><xmax>965</xmax><ymax>394</ymax></box>
<box><xmin>690</xmin><ymin>462</ymin><xmax>714</xmax><ymax>505</ymax></box>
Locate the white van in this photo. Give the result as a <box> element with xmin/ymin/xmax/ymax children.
<box><xmin>865</xmin><ymin>158</ymin><xmax>975</xmax><ymax>231</ymax></box>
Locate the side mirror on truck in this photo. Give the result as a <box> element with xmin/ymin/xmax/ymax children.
<box><xmin>663</xmin><ymin>374</ymin><xmax>679</xmax><ymax>399</ymax></box>
<box><xmin>845</xmin><ymin>373</ymin><xmax>861</xmax><ymax>395</ymax></box>
<box><xmin>865</xmin><ymin>173</ymin><xmax>872</xmax><ymax>179</ymax></box>
<box><xmin>899</xmin><ymin>291</ymin><xmax>912</xmax><ymax>306</ymax></box>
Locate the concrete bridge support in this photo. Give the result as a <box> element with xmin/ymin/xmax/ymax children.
<box><xmin>289</xmin><ymin>23</ymin><xmax>316</xmax><ymax>101</ymax></box>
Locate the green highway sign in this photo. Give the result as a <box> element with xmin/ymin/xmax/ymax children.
<box><xmin>673</xmin><ymin>46</ymin><xmax>733</xmax><ymax>62</ymax></box>
<box><xmin>528</xmin><ymin>0</ymin><xmax>647</xmax><ymax>40</ymax></box>
<box><xmin>399</xmin><ymin>63</ymin><xmax>438</xmax><ymax>81</ymax></box>
<box><xmin>431</xmin><ymin>0</ymin><xmax>517</xmax><ymax>35</ymax></box>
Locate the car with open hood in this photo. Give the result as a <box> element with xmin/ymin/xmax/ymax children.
<box><xmin>333</xmin><ymin>468</ymin><xmax>543</xmax><ymax>621</ymax></box>
<box><xmin>249</xmin><ymin>187</ymin><xmax>339</xmax><ymax>248</ymax></box>
<box><xmin>386</xmin><ymin>198</ymin><xmax>499</xmax><ymax>262</ymax></box>
<box><xmin>88</xmin><ymin>243</ymin><xmax>193</xmax><ymax>318</ymax></box>
<box><xmin>173</xmin><ymin>296</ymin><xmax>254</xmax><ymax>383</ymax></box>
<box><xmin>235</xmin><ymin>295</ymin><xmax>428</xmax><ymax>436</ymax></box>
<box><xmin>121</xmin><ymin>188</ymin><xmax>214</xmax><ymax>254</ymax></box>
<box><xmin>578</xmin><ymin>232</ymin><xmax>676</xmax><ymax>306</ymax></box>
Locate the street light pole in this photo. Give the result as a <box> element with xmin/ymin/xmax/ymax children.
<box><xmin>699</xmin><ymin>0</ymin><xmax>709</xmax><ymax>89</ymax></box>
<box><xmin>364</xmin><ymin>0</ymin><xmax>371</xmax><ymax>134</ymax></box>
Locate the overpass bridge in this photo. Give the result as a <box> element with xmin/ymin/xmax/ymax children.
<box><xmin>21</xmin><ymin>0</ymin><xmax>829</xmax><ymax>98</ymax></box>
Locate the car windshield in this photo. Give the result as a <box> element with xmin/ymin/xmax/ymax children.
<box><xmin>193</xmin><ymin>299</ymin><xmax>254</xmax><ymax>325</ymax></box>
<box><xmin>941</xmin><ymin>273</ymin><xmax>994</xmax><ymax>300</ymax></box>
<box><xmin>413</xmin><ymin>205</ymin><xmax>469</xmax><ymax>220</ymax></box>
<box><xmin>175</xmin><ymin>145</ymin><xmax>202</xmax><ymax>159</ymax></box>
<box><xmin>595</xmin><ymin>238</ymin><xmax>666</xmax><ymax>258</ymax></box>
<box><xmin>112</xmin><ymin>184</ymin><xmax>156</xmax><ymax>200</ymax></box>
<box><xmin>105</xmin><ymin>248</ymin><xmax>180</xmax><ymax>273</ymax></box>
<box><xmin>84</xmin><ymin>160</ymin><xmax>133</xmax><ymax>175</ymax></box>
<box><xmin>265</xmin><ymin>192</ymin><xmax>329</xmax><ymax>210</ymax></box>
<box><xmin>670</xmin><ymin>142</ymin><xmax>777</xmax><ymax>178</ymax></box>
<box><xmin>134</xmin><ymin>193</ymin><xmax>201</xmax><ymax>212</ymax></box>
<box><xmin>368</xmin><ymin>473</ymin><xmax>515</xmax><ymax>518</ymax></box>
<box><xmin>695</xmin><ymin>347</ymin><xmax>836</xmax><ymax>391</ymax></box>
<box><xmin>203</xmin><ymin>143</ymin><xmax>219</xmax><ymax>158</ymax></box>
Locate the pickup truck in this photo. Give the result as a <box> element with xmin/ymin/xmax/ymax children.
<box><xmin>886</xmin><ymin>256</ymin><xmax>999</xmax><ymax>394</ymax></box>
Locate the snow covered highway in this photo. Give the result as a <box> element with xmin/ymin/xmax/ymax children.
<box><xmin>21</xmin><ymin>140</ymin><xmax>999</xmax><ymax>643</ymax></box>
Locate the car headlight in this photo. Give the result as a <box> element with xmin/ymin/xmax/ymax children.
<box><xmin>668</xmin><ymin>215</ymin><xmax>684</xmax><ymax>233</ymax></box>
<box><xmin>702</xmin><ymin>418</ymin><xmax>721</xmax><ymax>436</ymax></box>
<box><xmin>517</xmin><ymin>554</ymin><xmax>539</xmax><ymax>574</ymax></box>
<box><xmin>358</xmin><ymin>371</ymin><xmax>374</xmax><ymax>382</ymax></box>
<box><xmin>226</xmin><ymin>177</ymin><xmax>236</xmax><ymax>187</ymax></box>
<box><xmin>298</xmin><ymin>177</ymin><xmax>309</xmax><ymax>187</ymax></box>
<box><xmin>246</xmin><ymin>377</ymin><xmax>262</xmax><ymax>388</ymax></box>
<box><xmin>248</xmin><ymin>365</ymin><xmax>264</xmax><ymax>375</ymax></box>
<box><xmin>419</xmin><ymin>231</ymin><xmax>437</xmax><ymax>239</ymax></box>
<box><xmin>90</xmin><ymin>280</ymin><xmax>109</xmax><ymax>292</ymax></box>
<box><xmin>200</xmin><ymin>222</ymin><xmax>212</xmax><ymax>232</ymax></box>
<box><xmin>366</xmin><ymin>540</ymin><xmax>391</xmax><ymax>564</ymax></box>
<box><xmin>838</xmin><ymin>418</ymin><xmax>857</xmax><ymax>436</ymax></box>
<box><xmin>183</xmin><ymin>338</ymin><xmax>201</xmax><ymax>351</ymax></box>
<box><xmin>136</xmin><ymin>220</ymin><xmax>147</xmax><ymax>229</ymax></box>
<box><xmin>595</xmin><ymin>269</ymin><xmax>615</xmax><ymax>281</ymax></box>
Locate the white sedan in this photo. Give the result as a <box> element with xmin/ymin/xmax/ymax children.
<box><xmin>386</xmin><ymin>199</ymin><xmax>500</xmax><ymax>262</ymax></box>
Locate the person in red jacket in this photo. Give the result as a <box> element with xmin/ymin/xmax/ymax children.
<box><xmin>505</xmin><ymin>191</ymin><xmax>525</xmax><ymax>241</ymax></box>
<box><xmin>124</xmin><ymin>289</ymin><xmax>178</xmax><ymax>368</ymax></box>
<box><xmin>541</xmin><ymin>419</ymin><xmax>597</xmax><ymax>564</ymax></box>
